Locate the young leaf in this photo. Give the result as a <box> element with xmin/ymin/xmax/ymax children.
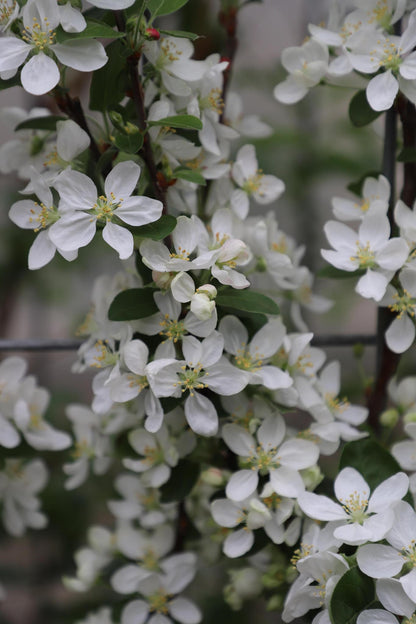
<box><xmin>108</xmin><ymin>288</ymin><xmax>158</xmax><ymax>321</ymax></box>
<box><xmin>113</xmin><ymin>131</ymin><xmax>143</xmax><ymax>154</ymax></box>
<box><xmin>55</xmin><ymin>19</ymin><xmax>125</xmax><ymax>43</ymax></box>
<box><xmin>347</xmin><ymin>171</ymin><xmax>381</xmax><ymax>197</ymax></box>
<box><xmin>329</xmin><ymin>567</ymin><xmax>376</xmax><ymax>624</ymax></box>
<box><xmin>15</xmin><ymin>116</ymin><xmax>67</xmax><ymax>132</ymax></box>
<box><xmin>148</xmin><ymin>115</ymin><xmax>203</xmax><ymax>130</ymax></box>
<box><xmin>0</xmin><ymin>75</ymin><xmax>22</xmax><ymax>90</ymax></box>
<box><xmin>90</xmin><ymin>40</ymin><xmax>128</xmax><ymax>112</ymax></box>
<box><xmin>173</xmin><ymin>168</ymin><xmax>206</xmax><ymax>185</ymax></box>
<box><xmin>317</xmin><ymin>266</ymin><xmax>365</xmax><ymax>279</ymax></box>
<box><xmin>160</xmin><ymin>460</ymin><xmax>200</xmax><ymax>503</ymax></box>
<box><xmin>148</xmin><ymin>0</ymin><xmax>190</xmax><ymax>17</ymax></box>
<box><xmin>349</xmin><ymin>90</ymin><xmax>382</xmax><ymax>128</ymax></box>
<box><xmin>159</xmin><ymin>29</ymin><xmax>200</xmax><ymax>41</ymax></box>
<box><xmin>339</xmin><ymin>438</ymin><xmax>406</xmax><ymax>491</ymax></box>
<box><xmin>216</xmin><ymin>289</ymin><xmax>280</xmax><ymax>315</ymax></box>
<box><xmin>131</xmin><ymin>215</ymin><xmax>177</xmax><ymax>240</ymax></box>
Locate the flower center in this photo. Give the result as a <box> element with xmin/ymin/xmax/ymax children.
<box><xmin>149</xmin><ymin>591</ymin><xmax>169</xmax><ymax>614</ymax></box>
<box><xmin>389</xmin><ymin>289</ymin><xmax>416</xmax><ymax>319</ymax></box>
<box><xmin>339</xmin><ymin>491</ymin><xmax>369</xmax><ymax>524</ymax></box>
<box><xmin>175</xmin><ymin>363</ymin><xmax>207</xmax><ymax>396</ymax></box>
<box><xmin>200</xmin><ymin>88</ymin><xmax>224</xmax><ymax>114</ymax></box>
<box><xmin>170</xmin><ymin>245</ymin><xmax>189</xmax><ymax>260</ymax></box>
<box><xmin>400</xmin><ymin>540</ymin><xmax>416</xmax><ymax>568</ymax></box>
<box><xmin>352</xmin><ymin>241</ymin><xmax>376</xmax><ymax>269</ymax></box>
<box><xmin>379</xmin><ymin>40</ymin><xmax>402</xmax><ymax>72</ymax></box>
<box><xmin>142</xmin><ymin>548</ymin><xmax>159</xmax><ymax>571</ymax></box>
<box><xmin>246</xmin><ymin>445</ymin><xmax>280</xmax><ymax>472</ymax></box>
<box><xmin>92</xmin><ymin>193</ymin><xmax>121</xmax><ymax>221</ymax></box>
<box><xmin>263</xmin><ymin>492</ymin><xmax>281</xmax><ymax>510</ymax></box>
<box><xmin>91</xmin><ymin>340</ymin><xmax>118</xmax><ymax>368</ymax></box>
<box><xmin>235</xmin><ymin>347</ymin><xmax>263</xmax><ymax>372</ymax></box>
<box><xmin>0</xmin><ymin>1</ymin><xmax>16</xmax><ymax>25</ymax></box>
<box><xmin>369</xmin><ymin>1</ymin><xmax>391</xmax><ymax>29</ymax></box>
<box><xmin>142</xmin><ymin>444</ymin><xmax>163</xmax><ymax>465</ymax></box>
<box><xmin>22</xmin><ymin>17</ymin><xmax>56</xmax><ymax>51</ymax></box>
<box><xmin>159</xmin><ymin>315</ymin><xmax>186</xmax><ymax>343</ymax></box>
<box><xmin>242</xmin><ymin>171</ymin><xmax>264</xmax><ymax>195</ymax></box>
<box><xmin>29</xmin><ymin>202</ymin><xmax>59</xmax><ymax>231</ymax></box>
<box><xmin>325</xmin><ymin>393</ymin><xmax>350</xmax><ymax>414</ymax></box>
<box><xmin>159</xmin><ymin>39</ymin><xmax>182</xmax><ymax>66</ymax></box>
<box><xmin>290</xmin><ymin>541</ymin><xmax>313</xmax><ymax>567</ymax></box>
<box><xmin>127</xmin><ymin>374</ymin><xmax>149</xmax><ymax>391</ymax></box>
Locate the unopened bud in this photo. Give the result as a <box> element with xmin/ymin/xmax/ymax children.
<box><xmin>267</xmin><ymin>594</ymin><xmax>284</xmax><ymax>611</ymax></box>
<box><xmin>152</xmin><ymin>270</ymin><xmax>174</xmax><ymax>289</ymax></box>
<box><xmin>196</xmin><ymin>284</ymin><xmax>217</xmax><ymax>299</ymax></box>
<box><xmin>191</xmin><ymin>293</ymin><xmax>216</xmax><ymax>320</ymax></box>
<box><xmin>353</xmin><ymin>343</ymin><xmax>364</xmax><ymax>359</ymax></box>
<box><xmin>145</xmin><ymin>27</ymin><xmax>160</xmax><ymax>40</ymax></box>
<box><xmin>380</xmin><ymin>408</ymin><xmax>399</xmax><ymax>428</ymax></box>
<box><xmin>404</xmin><ymin>411</ymin><xmax>416</xmax><ymax>424</ymax></box>
<box><xmin>300</xmin><ymin>465</ymin><xmax>323</xmax><ymax>490</ymax></box>
<box><xmin>201</xmin><ymin>467</ymin><xmax>225</xmax><ymax>487</ymax></box>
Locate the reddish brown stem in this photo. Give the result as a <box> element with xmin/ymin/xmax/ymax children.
<box><xmin>367</xmin><ymin>95</ymin><xmax>416</xmax><ymax>430</ymax></box>
<box><xmin>218</xmin><ymin>6</ymin><xmax>238</xmax><ymax>123</ymax></box>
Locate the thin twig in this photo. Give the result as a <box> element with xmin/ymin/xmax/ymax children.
<box><xmin>0</xmin><ymin>335</ymin><xmax>377</xmax><ymax>352</ymax></box>
<box><xmin>54</xmin><ymin>92</ymin><xmax>101</xmax><ymax>163</ymax></box>
<box><xmin>218</xmin><ymin>6</ymin><xmax>238</xmax><ymax>123</ymax></box>
<box><xmin>114</xmin><ymin>10</ymin><xmax>167</xmax><ymax>212</ymax></box>
<box><xmin>366</xmin><ymin>105</ymin><xmax>399</xmax><ymax>431</ymax></box>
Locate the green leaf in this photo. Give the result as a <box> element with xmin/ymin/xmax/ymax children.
<box><xmin>114</xmin><ymin>131</ymin><xmax>143</xmax><ymax>154</ymax></box>
<box><xmin>317</xmin><ymin>266</ymin><xmax>365</xmax><ymax>279</ymax></box>
<box><xmin>90</xmin><ymin>40</ymin><xmax>128</xmax><ymax>112</ymax></box>
<box><xmin>216</xmin><ymin>289</ymin><xmax>279</xmax><ymax>315</ymax></box>
<box><xmin>160</xmin><ymin>460</ymin><xmax>200</xmax><ymax>503</ymax></box>
<box><xmin>132</xmin><ymin>215</ymin><xmax>176</xmax><ymax>240</ymax></box>
<box><xmin>340</xmin><ymin>439</ymin><xmax>412</xmax><ymax>495</ymax></box>
<box><xmin>329</xmin><ymin>567</ymin><xmax>375</xmax><ymax>624</ymax></box>
<box><xmin>347</xmin><ymin>171</ymin><xmax>381</xmax><ymax>197</ymax></box>
<box><xmin>0</xmin><ymin>74</ymin><xmax>21</xmax><ymax>90</ymax></box>
<box><xmin>173</xmin><ymin>168</ymin><xmax>206</xmax><ymax>185</ymax></box>
<box><xmin>159</xmin><ymin>29</ymin><xmax>199</xmax><ymax>41</ymax></box>
<box><xmin>148</xmin><ymin>115</ymin><xmax>203</xmax><ymax>130</ymax></box>
<box><xmin>148</xmin><ymin>0</ymin><xmax>190</xmax><ymax>17</ymax></box>
<box><xmin>397</xmin><ymin>146</ymin><xmax>416</xmax><ymax>162</ymax></box>
<box><xmin>55</xmin><ymin>19</ymin><xmax>125</xmax><ymax>43</ymax></box>
<box><xmin>108</xmin><ymin>288</ymin><xmax>157</xmax><ymax>321</ymax></box>
<box><xmin>349</xmin><ymin>90</ymin><xmax>382</xmax><ymax>128</ymax></box>
<box><xmin>15</xmin><ymin>115</ymin><xmax>66</xmax><ymax>132</ymax></box>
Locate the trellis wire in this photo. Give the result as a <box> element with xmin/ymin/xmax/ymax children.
<box><xmin>0</xmin><ymin>335</ymin><xmax>377</xmax><ymax>351</ymax></box>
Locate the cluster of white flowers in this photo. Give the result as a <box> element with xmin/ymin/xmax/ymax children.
<box><xmin>274</xmin><ymin>0</ymin><xmax>416</xmax><ymax>112</ymax></box>
<box><xmin>5</xmin><ymin>0</ymin><xmax>416</xmax><ymax>622</ymax></box>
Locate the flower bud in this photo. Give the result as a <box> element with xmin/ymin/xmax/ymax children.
<box><xmin>300</xmin><ymin>465</ymin><xmax>323</xmax><ymax>490</ymax></box>
<box><xmin>267</xmin><ymin>594</ymin><xmax>284</xmax><ymax>611</ymax></box>
<box><xmin>380</xmin><ymin>408</ymin><xmax>399</xmax><ymax>428</ymax></box>
<box><xmin>201</xmin><ymin>467</ymin><xmax>225</xmax><ymax>487</ymax></box>
<box><xmin>196</xmin><ymin>284</ymin><xmax>217</xmax><ymax>299</ymax></box>
<box><xmin>152</xmin><ymin>270</ymin><xmax>174</xmax><ymax>290</ymax></box>
<box><xmin>145</xmin><ymin>27</ymin><xmax>160</xmax><ymax>40</ymax></box>
<box><xmin>404</xmin><ymin>411</ymin><xmax>416</xmax><ymax>424</ymax></box>
<box><xmin>191</xmin><ymin>292</ymin><xmax>216</xmax><ymax>320</ymax></box>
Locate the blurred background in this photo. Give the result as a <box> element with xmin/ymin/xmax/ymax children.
<box><xmin>0</xmin><ymin>0</ymin><xmax>390</xmax><ymax>622</ymax></box>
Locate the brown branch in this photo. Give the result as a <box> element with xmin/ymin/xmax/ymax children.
<box><xmin>367</xmin><ymin>95</ymin><xmax>416</xmax><ymax>430</ymax></box>
<box><xmin>114</xmin><ymin>10</ymin><xmax>167</xmax><ymax>213</ymax></box>
<box><xmin>54</xmin><ymin>92</ymin><xmax>101</xmax><ymax>164</ymax></box>
<box><xmin>218</xmin><ymin>6</ymin><xmax>238</xmax><ymax>123</ymax></box>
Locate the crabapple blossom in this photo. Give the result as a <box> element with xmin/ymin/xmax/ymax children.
<box><xmin>321</xmin><ymin>214</ymin><xmax>409</xmax><ymax>301</ymax></box>
<box><xmin>49</xmin><ymin>161</ymin><xmax>163</xmax><ymax>259</ymax></box>
<box><xmin>298</xmin><ymin>467</ymin><xmax>409</xmax><ymax>545</ymax></box>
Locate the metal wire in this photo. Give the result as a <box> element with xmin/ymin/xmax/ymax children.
<box><xmin>0</xmin><ymin>334</ymin><xmax>377</xmax><ymax>351</ymax></box>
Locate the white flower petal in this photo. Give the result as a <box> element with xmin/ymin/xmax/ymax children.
<box><xmin>21</xmin><ymin>53</ymin><xmax>60</xmax><ymax>96</ymax></box>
